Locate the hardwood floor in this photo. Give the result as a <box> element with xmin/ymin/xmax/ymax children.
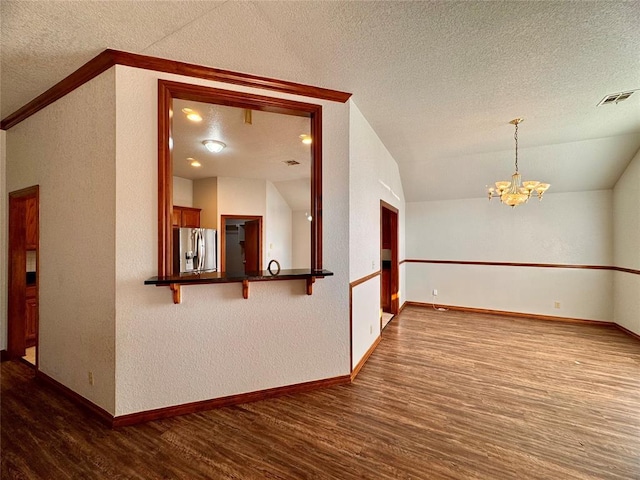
<box><xmin>2</xmin><ymin>306</ymin><xmax>639</xmax><ymax>479</ymax></box>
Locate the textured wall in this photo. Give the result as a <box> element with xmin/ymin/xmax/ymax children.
<box><xmin>349</xmin><ymin>101</ymin><xmax>406</xmax><ymax>368</ymax></box>
<box><xmin>406</xmin><ymin>191</ymin><xmax>614</xmax><ymax>321</ymax></box>
<box><xmin>613</xmin><ymin>148</ymin><xmax>640</xmax><ymax>334</ymax></box>
<box><xmin>6</xmin><ymin>70</ymin><xmax>116</xmax><ymax>413</ymax></box>
<box><xmin>114</xmin><ymin>65</ymin><xmax>349</xmax><ymax>416</ymax></box>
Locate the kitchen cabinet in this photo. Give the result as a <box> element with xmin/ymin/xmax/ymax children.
<box><xmin>25</xmin><ymin>196</ymin><xmax>38</xmax><ymax>250</ymax></box>
<box><xmin>25</xmin><ymin>285</ymin><xmax>37</xmax><ymax>348</ymax></box>
<box><xmin>172</xmin><ymin>206</ymin><xmax>201</xmax><ymax>228</ymax></box>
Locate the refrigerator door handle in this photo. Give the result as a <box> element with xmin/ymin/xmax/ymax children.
<box><xmin>196</xmin><ymin>229</ymin><xmax>205</xmax><ymax>271</ymax></box>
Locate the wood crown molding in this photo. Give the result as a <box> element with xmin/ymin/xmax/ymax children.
<box><xmin>1</xmin><ymin>49</ymin><xmax>352</xmax><ymax>130</ymax></box>
<box><xmin>401</xmin><ymin>259</ymin><xmax>640</xmax><ymax>275</ymax></box>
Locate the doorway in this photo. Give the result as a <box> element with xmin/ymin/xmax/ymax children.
<box><xmin>380</xmin><ymin>201</ymin><xmax>399</xmax><ymax>330</ymax></box>
<box><xmin>220</xmin><ymin>215</ymin><xmax>262</xmax><ymax>274</ymax></box>
<box><xmin>7</xmin><ymin>186</ymin><xmax>39</xmax><ymax>368</ymax></box>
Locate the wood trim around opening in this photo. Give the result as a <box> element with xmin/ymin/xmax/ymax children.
<box><xmin>7</xmin><ymin>185</ymin><xmax>39</xmax><ymax>361</ymax></box>
<box><xmin>381</xmin><ymin>200</ymin><xmax>399</xmax><ymax>315</ymax></box>
<box><xmin>1</xmin><ymin>49</ymin><xmax>351</xmax><ymax>130</ymax></box>
<box><xmin>158</xmin><ymin>80</ymin><xmax>324</xmax><ymax>277</ymax></box>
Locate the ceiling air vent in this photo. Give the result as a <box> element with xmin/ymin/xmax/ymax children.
<box><xmin>283</xmin><ymin>160</ymin><xmax>300</xmax><ymax>166</ymax></box>
<box><xmin>597</xmin><ymin>90</ymin><xmax>635</xmax><ymax>106</ymax></box>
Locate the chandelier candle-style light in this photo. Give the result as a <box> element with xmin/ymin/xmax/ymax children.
<box><xmin>487</xmin><ymin>118</ymin><xmax>550</xmax><ymax>207</ymax></box>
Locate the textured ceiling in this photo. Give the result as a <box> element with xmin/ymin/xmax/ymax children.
<box><xmin>172</xmin><ymin>98</ymin><xmax>311</xmax><ymax>211</ymax></box>
<box><xmin>2</xmin><ymin>1</ymin><xmax>639</xmax><ymax>202</ymax></box>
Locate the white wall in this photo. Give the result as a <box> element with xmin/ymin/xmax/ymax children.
<box><xmin>613</xmin><ymin>148</ymin><xmax>640</xmax><ymax>334</ymax></box>
<box><xmin>406</xmin><ymin>191</ymin><xmax>614</xmax><ymax>321</ymax></box>
<box><xmin>292</xmin><ymin>210</ymin><xmax>311</xmax><ymax>268</ymax></box>
<box><xmin>114</xmin><ymin>65</ymin><xmax>350</xmax><ymax>416</ymax></box>
<box><xmin>0</xmin><ymin>130</ymin><xmax>6</xmax><ymax>351</ymax></box>
<box><xmin>266</xmin><ymin>181</ymin><xmax>292</xmax><ymax>269</ymax></box>
<box><xmin>172</xmin><ymin>176</ymin><xmax>193</xmax><ymax>207</ymax></box>
<box><xmin>6</xmin><ymin>69</ymin><xmax>117</xmax><ymax>413</ymax></box>
<box><xmin>349</xmin><ymin>101</ymin><xmax>406</xmax><ymax>369</ymax></box>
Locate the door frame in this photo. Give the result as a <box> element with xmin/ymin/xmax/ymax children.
<box><xmin>380</xmin><ymin>201</ymin><xmax>399</xmax><ymax>319</ymax></box>
<box><xmin>7</xmin><ymin>185</ymin><xmax>39</xmax><ymax>366</ymax></box>
<box><xmin>220</xmin><ymin>215</ymin><xmax>263</xmax><ymax>273</ymax></box>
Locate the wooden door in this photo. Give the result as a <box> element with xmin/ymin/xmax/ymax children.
<box><xmin>380</xmin><ymin>201</ymin><xmax>399</xmax><ymax>316</ymax></box>
<box><xmin>25</xmin><ymin>196</ymin><xmax>38</xmax><ymax>250</ymax></box>
<box><xmin>8</xmin><ymin>195</ymin><xmax>27</xmax><ymax>358</ymax></box>
<box><xmin>25</xmin><ymin>286</ymin><xmax>38</xmax><ymax>348</ymax></box>
<box><xmin>8</xmin><ymin>185</ymin><xmax>39</xmax><ymax>361</ymax></box>
<box><xmin>244</xmin><ymin>220</ymin><xmax>260</xmax><ymax>274</ymax></box>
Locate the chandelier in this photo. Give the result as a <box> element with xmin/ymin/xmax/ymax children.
<box><xmin>487</xmin><ymin>118</ymin><xmax>550</xmax><ymax>207</ymax></box>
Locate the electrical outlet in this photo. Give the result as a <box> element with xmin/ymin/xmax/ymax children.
<box><xmin>88</xmin><ymin>371</ymin><xmax>94</xmax><ymax>386</ymax></box>
<box><xmin>554</xmin><ymin>301</ymin><xmax>560</xmax><ymax>309</ymax></box>
<box><xmin>372</xmin><ymin>260</ymin><xmax>376</xmax><ymax>269</ymax></box>
<box><xmin>432</xmin><ymin>289</ymin><xmax>438</xmax><ymax>296</ymax></box>
<box><xmin>370</xmin><ymin>325</ymin><xmax>373</xmax><ymax>334</ymax></box>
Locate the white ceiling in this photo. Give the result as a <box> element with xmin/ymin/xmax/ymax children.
<box><xmin>172</xmin><ymin>98</ymin><xmax>311</xmax><ymax>211</ymax></box>
<box><xmin>2</xmin><ymin>1</ymin><xmax>639</xmax><ymax>202</ymax></box>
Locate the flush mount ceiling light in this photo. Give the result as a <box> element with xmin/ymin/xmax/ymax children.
<box><xmin>187</xmin><ymin>157</ymin><xmax>201</xmax><ymax>168</ymax></box>
<box><xmin>487</xmin><ymin>118</ymin><xmax>550</xmax><ymax>208</ymax></box>
<box><xmin>181</xmin><ymin>108</ymin><xmax>202</xmax><ymax>122</ymax></box>
<box><xmin>202</xmin><ymin>140</ymin><xmax>226</xmax><ymax>153</ymax></box>
<box><xmin>299</xmin><ymin>134</ymin><xmax>312</xmax><ymax>145</ymax></box>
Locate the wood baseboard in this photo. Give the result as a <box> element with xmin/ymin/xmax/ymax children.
<box><xmin>113</xmin><ymin>374</ymin><xmax>351</xmax><ymax>428</ymax></box>
<box><xmin>615</xmin><ymin>323</ymin><xmax>640</xmax><ymax>342</ymax></box>
<box><xmin>35</xmin><ymin>370</ymin><xmax>114</xmax><ymax>427</ymax></box>
<box><xmin>351</xmin><ymin>335</ymin><xmax>381</xmax><ymax>381</ymax></box>
<box><xmin>398</xmin><ymin>301</ymin><xmax>407</xmax><ymax>314</ymax></box>
<box><xmin>405</xmin><ymin>302</ymin><xmax>615</xmax><ymax>326</ymax></box>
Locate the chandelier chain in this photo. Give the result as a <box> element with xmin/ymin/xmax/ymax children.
<box><xmin>514</xmin><ymin>121</ymin><xmax>518</xmax><ymax>173</ymax></box>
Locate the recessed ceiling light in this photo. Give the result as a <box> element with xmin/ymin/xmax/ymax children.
<box><xmin>202</xmin><ymin>140</ymin><xmax>226</xmax><ymax>153</ymax></box>
<box><xmin>181</xmin><ymin>108</ymin><xmax>202</xmax><ymax>122</ymax></box>
<box><xmin>299</xmin><ymin>134</ymin><xmax>312</xmax><ymax>145</ymax></box>
<box><xmin>187</xmin><ymin>157</ymin><xmax>201</xmax><ymax>167</ymax></box>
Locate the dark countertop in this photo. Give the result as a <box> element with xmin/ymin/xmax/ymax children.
<box><xmin>145</xmin><ymin>268</ymin><xmax>334</xmax><ymax>286</ymax></box>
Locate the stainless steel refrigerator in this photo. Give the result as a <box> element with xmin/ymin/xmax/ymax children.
<box><xmin>173</xmin><ymin>228</ymin><xmax>217</xmax><ymax>274</ymax></box>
